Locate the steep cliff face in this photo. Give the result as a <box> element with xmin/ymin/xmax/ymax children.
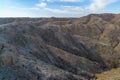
<box><xmin>0</xmin><ymin>13</ymin><xmax>120</xmax><ymax>80</ymax></box>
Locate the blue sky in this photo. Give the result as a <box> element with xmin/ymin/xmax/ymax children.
<box><xmin>0</xmin><ymin>0</ymin><xmax>120</xmax><ymax>17</ymax></box>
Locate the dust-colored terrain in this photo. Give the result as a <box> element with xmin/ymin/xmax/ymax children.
<box><xmin>97</xmin><ymin>68</ymin><xmax>120</xmax><ymax>80</ymax></box>
<box><xmin>0</xmin><ymin>13</ymin><xmax>119</xmax><ymax>80</ymax></box>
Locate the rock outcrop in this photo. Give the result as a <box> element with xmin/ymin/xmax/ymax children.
<box><xmin>0</xmin><ymin>13</ymin><xmax>120</xmax><ymax>80</ymax></box>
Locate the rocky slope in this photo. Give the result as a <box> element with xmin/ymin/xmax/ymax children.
<box><xmin>0</xmin><ymin>13</ymin><xmax>120</xmax><ymax>80</ymax></box>
<box><xmin>97</xmin><ymin>68</ymin><xmax>120</xmax><ymax>80</ymax></box>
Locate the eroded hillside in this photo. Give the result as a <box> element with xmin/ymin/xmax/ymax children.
<box><xmin>0</xmin><ymin>13</ymin><xmax>120</xmax><ymax>80</ymax></box>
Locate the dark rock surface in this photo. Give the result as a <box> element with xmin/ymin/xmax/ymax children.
<box><xmin>0</xmin><ymin>13</ymin><xmax>120</xmax><ymax>80</ymax></box>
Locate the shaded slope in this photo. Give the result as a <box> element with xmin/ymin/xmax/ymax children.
<box><xmin>0</xmin><ymin>13</ymin><xmax>120</xmax><ymax>80</ymax></box>
<box><xmin>0</xmin><ymin>21</ymin><xmax>105</xmax><ymax>80</ymax></box>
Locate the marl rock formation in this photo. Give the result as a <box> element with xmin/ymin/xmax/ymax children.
<box><xmin>0</xmin><ymin>13</ymin><xmax>119</xmax><ymax>80</ymax></box>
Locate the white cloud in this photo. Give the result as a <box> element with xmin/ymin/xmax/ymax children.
<box><xmin>43</xmin><ymin>5</ymin><xmax>85</xmax><ymax>17</ymax></box>
<box><xmin>60</xmin><ymin>0</ymin><xmax>83</xmax><ymax>2</ymax></box>
<box><xmin>0</xmin><ymin>9</ymin><xmax>30</xmax><ymax>17</ymax></box>
<box><xmin>44</xmin><ymin>8</ymin><xmax>82</xmax><ymax>17</ymax></box>
<box><xmin>36</xmin><ymin>2</ymin><xmax>47</xmax><ymax>7</ymax></box>
<box><xmin>41</xmin><ymin>0</ymin><xmax>46</xmax><ymax>1</ymax></box>
<box><xmin>46</xmin><ymin>0</ymin><xmax>83</xmax><ymax>2</ymax></box>
<box><xmin>87</xmin><ymin>0</ymin><xmax>117</xmax><ymax>11</ymax></box>
<box><xmin>62</xmin><ymin>6</ymin><xmax>84</xmax><ymax>11</ymax></box>
<box><xmin>45</xmin><ymin>8</ymin><xmax>69</xmax><ymax>14</ymax></box>
<box><xmin>0</xmin><ymin>7</ymin><xmax>51</xmax><ymax>17</ymax></box>
<box><xmin>5</xmin><ymin>0</ymin><xmax>117</xmax><ymax>17</ymax></box>
<box><xmin>44</xmin><ymin>6</ymin><xmax>83</xmax><ymax>14</ymax></box>
<box><xmin>29</xmin><ymin>7</ymin><xmax>40</xmax><ymax>10</ymax></box>
<box><xmin>30</xmin><ymin>0</ymin><xmax>118</xmax><ymax>17</ymax></box>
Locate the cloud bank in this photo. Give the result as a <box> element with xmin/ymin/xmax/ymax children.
<box><xmin>0</xmin><ymin>0</ymin><xmax>118</xmax><ymax>17</ymax></box>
